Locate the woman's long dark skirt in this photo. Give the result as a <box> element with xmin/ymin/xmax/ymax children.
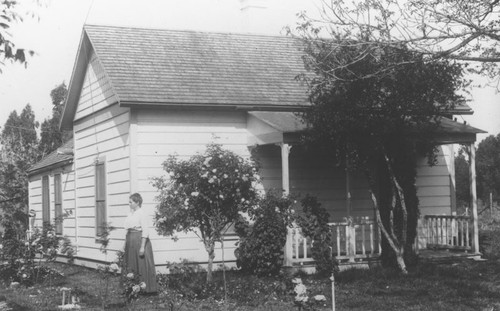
<box><xmin>124</xmin><ymin>230</ymin><xmax>158</xmax><ymax>293</ymax></box>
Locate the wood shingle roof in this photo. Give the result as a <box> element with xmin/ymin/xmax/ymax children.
<box><xmin>84</xmin><ymin>24</ymin><xmax>310</xmax><ymax>109</ymax></box>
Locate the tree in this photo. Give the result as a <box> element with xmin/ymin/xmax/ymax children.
<box><xmin>476</xmin><ymin>134</ymin><xmax>500</xmax><ymax>203</ymax></box>
<box><xmin>293</xmin><ymin>22</ymin><xmax>466</xmax><ymax>272</ymax></box>
<box><xmin>0</xmin><ymin>104</ymin><xmax>39</xmax><ymax>238</ymax></box>
<box><xmin>153</xmin><ymin>143</ymin><xmax>260</xmax><ymax>283</ymax></box>
<box><xmin>294</xmin><ymin>0</ymin><xmax>500</xmax><ymax>83</ymax></box>
<box><xmin>38</xmin><ymin>82</ymin><xmax>71</xmax><ymax>156</ymax></box>
<box><xmin>454</xmin><ymin>146</ymin><xmax>471</xmax><ymax>209</ymax></box>
<box><xmin>0</xmin><ymin>0</ymin><xmax>36</xmax><ymax>72</ymax></box>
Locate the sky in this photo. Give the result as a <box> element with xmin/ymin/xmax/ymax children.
<box><xmin>0</xmin><ymin>0</ymin><xmax>498</xmax><ymax>143</ymax></box>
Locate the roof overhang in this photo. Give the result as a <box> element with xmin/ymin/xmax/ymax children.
<box><xmin>247</xmin><ymin>112</ymin><xmax>486</xmax><ymax>146</ymax></box>
<box><xmin>60</xmin><ymin>30</ymin><xmax>93</xmax><ymax>130</ymax></box>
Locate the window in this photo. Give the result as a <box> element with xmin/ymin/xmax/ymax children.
<box><xmin>95</xmin><ymin>161</ymin><xmax>107</xmax><ymax>237</ymax></box>
<box><xmin>54</xmin><ymin>174</ymin><xmax>63</xmax><ymax>235</ymax></box>
<box><xmin>42</xmin><ymin>175</ymin><xmax>50</xmax><ymax>225</ymax></box>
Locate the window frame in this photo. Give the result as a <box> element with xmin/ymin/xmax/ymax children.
<box><xmin>42</xmin><ymin>175</ymin><xmax>50</xmax><ymax>225</ymax></box>
<box><xmin>54</xmin><ymin>173</ymin><xmax>63</xmax><ymax>235</ymax></box>
<box><xmin>95</xmin><ymin>159</ymin><xmax>107</xmax><ymax>238</ymax></box>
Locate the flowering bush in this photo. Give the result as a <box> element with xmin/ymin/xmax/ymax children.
<box><xmin>122</xmin><ymin>271</ymin><xmax>147</xmax><ymax>302</ymax></box>
<box><xmin>153</xmin><ymin>143</ymin><xmax>261</xmax><ymax>282</ymax></box>
<box><xmin>235</xmin><ymin>191</ymin><xmax>297</xmax><ymax>276</ymax></box>
<box><xmin>0</xmin><ymin>222</ymin><xmax>74</xmax><ymax>286</ymax></box>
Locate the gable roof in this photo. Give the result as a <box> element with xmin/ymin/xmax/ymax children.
<box><xmin>27</xmin><ymin>139</ymin><xmax>74</xmax><ymax>176</ymax></box>
<box><xmin>61</xmin><ymin>24</ymin><xmax>473</xmax><ymax>129</ymax></box>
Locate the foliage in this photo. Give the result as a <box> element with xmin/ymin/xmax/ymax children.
<box><xmin>157</xmin><ymin>260</ymin><xmax>212</xmax><ymax>300</ymax></box>
<box><xmin>454</xmin><ymin>146</ymin><xmax>471</xmax><ymax>209</ymax></box>
<box><xmin>0</xmin><ymin>104</ymin><xmax>40</xmax><ymax>238</ymax></box>
<box><xmin>38</xmin><ymin>82</ymin><xmax>72</xmax><ymax>157</ymax></box>
<box><xmin>295</xmin><ymin>195</ymin><xmax>337</xmax><ymax>275</ymax></box>
<box><xmin>235</xmin><ymin>191</ymin><xmax>296</xmax><ymax>276</ymax></box>
<box><xmin>0</xmin><ymin>222</ymin><xmax>74</xmax><ymax>287</ymax></box>
<box><xmin>153</xmin><ymin>143</ymin><xmax>261</xmax><ymax>282</ymax></box>
<box><xmin>476</xmin><ymin>134</ymin><xmax>500</xmax><ymax>203</ymax></box>
<box><xmin>291</xmin><ymin>0</ymin><xmax>500</xmax><ymax>83</ymax></box>
<box><xmin>291</xmin><ymin>12</ymin><xmax>466</xmax><ymax>272</ymax></box>
<box><xmin>0</xmin><ymin>0</ymin><xmax>36</xmax><ymax>72</ymax></box>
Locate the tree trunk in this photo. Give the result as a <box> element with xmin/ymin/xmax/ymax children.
<box><xmin>204</xmin><ymin>240</ymin><xmax>215</xmax><ymax>283</ymax></box>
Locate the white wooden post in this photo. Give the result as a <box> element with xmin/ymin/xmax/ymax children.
<box><xmin>469</xmin><ymin>143</ymin><xmax>480</xmax><ymax>254</ymax></box>
<box><xmin>280</xmin><ymin>143</ymin><xmax>293</xmax><ymax>266</ymax></box>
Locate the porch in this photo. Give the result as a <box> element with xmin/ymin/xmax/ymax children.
<box><xmin>247</xmin><ymin>111</ymin><xmax>485</xmax><ymax>268</ymax></box>
<box><xmin>284</xmin><ymin>214</ymin><xmax>480</xmax><ymax>269</ymax></box>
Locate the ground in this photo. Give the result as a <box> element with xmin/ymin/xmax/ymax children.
<box><xmin>1</xmin><ymin>258</ymin><xmax>500</xmax><ymax>310</ymax></box>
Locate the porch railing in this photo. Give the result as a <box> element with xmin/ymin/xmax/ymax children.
<box><xmin>423</xmin><ymin>215</ymin><xmax>472</xmax><ymax>251</ymax></box>
<box><xmin>287</xmin><ymin>217</ymin><xmax>382</xmax><ymax>265</ymax></box>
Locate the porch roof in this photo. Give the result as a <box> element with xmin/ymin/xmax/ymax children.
<box><xmin>27</xmin><ymin>140</ymin><xmax>74</xmax><ymax>176</ymax></box>
<box><xmin>247</xmin><ymin>111</ymin><xmax>485</xmax><ymax>145</ymax></box>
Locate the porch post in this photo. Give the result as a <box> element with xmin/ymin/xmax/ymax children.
<box><xmin>469</xmin><ymin>143</ymin><xmax>480</xmax><ymax>254</ymax></box>
<box><xmin>279</xmin><ymin>143</ymin><xmax>293</xmax><ymax>266</ymax></box>
<box><xmin>280</xmin><ymin>143</ymin><xmax>292</xmax><ymax>195</ymax></box>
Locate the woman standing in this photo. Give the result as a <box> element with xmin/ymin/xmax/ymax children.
<box><xmin>123</xmin><ymin>193</ymin><xmax>158</xmax><ymax>293</ymax></box>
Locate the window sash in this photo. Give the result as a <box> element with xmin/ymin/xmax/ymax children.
<box><xmin>95</xmin><ymin>162</ymin><xmax>106</xmax><ymax>237</ymax></box>
<box><xmin>54</xmin><ymin>174</ymin><xmax>63</xmax><ymax>235</ymax></box>
<box><xmin>42</xmin><ymin>175</ymin><xmax>50</xmax><ymax>224</ymax></box>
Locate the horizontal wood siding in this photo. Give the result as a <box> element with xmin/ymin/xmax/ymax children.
<box><xmin>74</xmin><ymin>51</ymin><xmax>118</xmax><ymax>121</ymax></box>
<box><xmin>415</xmin><ymin>145</ymin><xmax>453</xmax><ymax>249</ymax></box>
<box><xmin>136</xmin><ymin>109</ymin><xmax>249</xmax><ymax>265</ymax></box>
<box><xmin>28</xmin><ymin>164</ymin><xmax>76</xmax><ymax>244</ymax></box>
<box><xmin>73</xmin><ymin>100</ymin><xmax>130</xmax><ymax>262</ymax></box>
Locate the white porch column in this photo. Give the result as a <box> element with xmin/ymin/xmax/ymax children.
<box><xmin>469</xmin><ymin>143</ymin><xmax>480</xmax><ymax>254</ymax></box>
<box><xmin>280</xmin><ymin>143</ymin><xmax>292</xmax><ymax>194</ymax></box>
<box><xmin>279</xmin><ymin>143</ymin><xmax>293</xmax><ymax>266</ymax></box>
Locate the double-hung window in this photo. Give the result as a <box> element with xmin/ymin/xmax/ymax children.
<box><xmin>54</xmin><ymin>174</ymin><xmax>63</xmax><ymax>235</ymax></box>
<box><xmin>95</xmin><ymin>161</ymin><xmax>107</xmax><ymax>237</ymax></box>
<box><xmin>42</xmin><ymin>175</ymin><xmax>50</xmax><ymax>225</ymax></box>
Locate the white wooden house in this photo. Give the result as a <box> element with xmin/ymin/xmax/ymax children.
<box><xmin>28</xmin><ymin>25</ymin><xmax>485</xmax><ymax>270</ymax></box>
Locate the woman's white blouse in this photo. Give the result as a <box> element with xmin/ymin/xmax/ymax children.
<box><xmin>124</xmin><ymin>208</ymin><xmax>150</xmax><ymax>238</ymax></box>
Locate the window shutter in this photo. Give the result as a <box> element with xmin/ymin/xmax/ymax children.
<box><xmin>54</xmin><ymin>174</ymin><xmax>63</xmax><ymax>235</ymax></box>
<box><xmin>95</xmin><ymin>162</ymin><xmax>107</xmax><ymax>237</ymax></box>
<box><xmin>42</xmin><ymin>175</ymin><xmax>50</xmax><ymax>225</ymax></box>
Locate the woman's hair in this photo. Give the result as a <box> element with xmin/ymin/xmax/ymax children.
<box><xmin>129</xmin><ymin>193</ymin><xmax>143</xmax><ymax>207</ymax></box>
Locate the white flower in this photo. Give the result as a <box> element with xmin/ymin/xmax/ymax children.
<box><xmin>242</xmin><ymin>176</ymin><xmax>249</xmax><ymax>181</ymax></box>
<box><xmin>191</xmin><ymin>191</ymin><xmax>199</xmax><ymax>197</ymax></box>
<box><xmin>203</xmin><ymin>157</ymin><xmax>212</xmax><ymax>166</ymax></box>
<box><xmin>212</xmin><ymin>169</ymin><xmax>217</xmax><ymax>173</ymax></box>
<box><xmin>132</xmin><ymin>285</ymin><xmax>140</xmax><ymax>293</ymax></box>
<box><xmin>223</xmin><ymin>174</ymin><xmax>228</xmax><ymax>179</ymax></box>
<box><xmin>254</xmin><ymin>174</ymin><xmax>261</xmax><ymax>180</ymax></box>
<box><xmin>275</xmin><ymin>207</ymin><xmax>280</xmax><ymax>213</ymax></box>
<box><xmin>22</xmin><ymin>274</ymin><xmax>27</xmax><ymax>278</ymax></box>
<box><xmin>314</xmin><ymin>295</ymin><xmax>326</xmax><ymax>302</ymax></box>
<box><xmin>126</xmin><ymin>273</ymin><xmax>134</xmax><ymax>279</ymax></box>
<box><xmin>0</xmin><ymin>244</ymin><xmax>3</xmax><ymax>250</ymax></box>
<box><xmin>235</xmin><ymin>169</ymin><xmax>239</xmax><ymax>172</ymax></box>
<box><xmin>109</xmin><ymin>263</ymin><xmax>119</xmax><ymax>272</ymax></box>
<box><xmin>208</xmin><ymin>178</ymin><xmax>215</xmax><ymax>184</ymax></box>
<box><xmin>219</xmin><ymin>194</ymin><xmax>224</xmax><ymax>199</ymax></box>
<box><xmin>290</xmin><ymin>209</ymin><xmax>295</xmax><ymax>214</ymax></box>
<box><xmin>25</xmin><ymin>242</ymin><xmax>29</xmax><ymax>246</ymax></box>
<box><xmin>168</xmin><ymin>171</ymin><xmax>175</xmax><ymax>177</ymax></box>
<box><xmin>139</xmin><ymin>282</ymin><xmax>147</xmax><ymax>290</ymax></box>
<box><xmin>174</xmin><ymin>190</ymin><xmax>178</xmax><ymax>195</ymax></box>
<box><xmin>201</xmin><ymin>172</ymin><xmax>208</xmax><ymax>178</ymax></box>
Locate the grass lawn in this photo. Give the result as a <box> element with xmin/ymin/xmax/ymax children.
<box><xmin>1</xmin><ymin>259</ymin><xmax>500</xmax><ymax>310</ymax></box>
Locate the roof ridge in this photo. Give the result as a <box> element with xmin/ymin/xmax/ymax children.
<box><xmin>83</xmin><ymin>23</ymin><xmax>296</xmax><ymax>40</ymax></box>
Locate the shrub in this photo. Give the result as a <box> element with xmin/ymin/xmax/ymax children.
<box><xmin>235</xmin><ymin>191</ymin><xmax>296</xmax><ymax>276</ymax></box>
<box><xmin>153</xmin><ymin>143</ymin><xmax>261</xmax><ymax>283</ymax></box>
<box><xmin>296</xmin><ymin>195</ymin><xmax>338</xmax><ymax>275</ymax></box>
<box><xmin>0</xmin><ymin>222</ymin><xmax>74</xmax><ymax>286</ymax></box>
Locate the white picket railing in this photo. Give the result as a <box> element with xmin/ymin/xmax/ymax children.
<box><xmin>287</xmin><ymin>217</ymin><xmax>382</xmax><ymax>265</ymax></box>
<box><xmin>423</xmin><ymin>215</ymin><xmax>472</xmax><ymax>251</ymax></box>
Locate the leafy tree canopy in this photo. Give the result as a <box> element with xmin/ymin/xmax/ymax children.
<box><xmin>292</xmin><ymin>11</ymin><xmax>467</xmax><ymax>272</ymax></box>
<box><xmin>0</xmin><ymin>0</ymin><xmax>37</xmax><ymax>72</ymax></box>
<box><xmin>293</xmin><ymin>0</ymin><xmax>500</xmax><ymax>83</ymax></box>
<box><xmin>38</xmin><ymin>82</ymin><xmax>71</xmax><ymax>156</ymax></box>
<box><xmin>476</xmin><ymin>134</ymin><xmax>500</xmax><ymax>203</ymax></box>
